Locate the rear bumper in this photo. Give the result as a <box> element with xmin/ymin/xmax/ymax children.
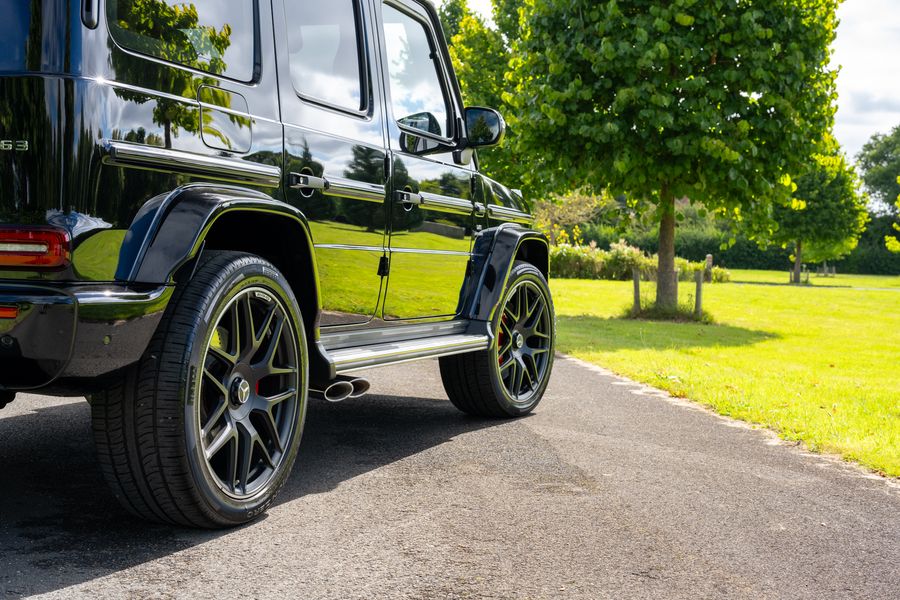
<box><xmin>0</xmin><ymin>283</ymin><xmax>172</xmax><ymax>391</ymax></box>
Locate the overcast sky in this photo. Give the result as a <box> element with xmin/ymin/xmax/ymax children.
<box><xmin>448</xmin><ymin>0</ymin><xmax>900</xmax><ymax>163</ymax></box>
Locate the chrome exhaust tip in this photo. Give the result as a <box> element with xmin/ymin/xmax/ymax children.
<box><xmin>347</xmin><ymin>377</ymin><xmax>370</xmax><ymax>398</ymax></box>
<box><xmin>310</xmin><ymin>380</ymin><xmax>355</xmax><ymax>403</ymax></box>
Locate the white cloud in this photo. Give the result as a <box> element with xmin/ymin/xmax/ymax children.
<box><xmin>832</xmin><ymin>0</ymin><xmax>900</xmax><ymax>160</ymax></box>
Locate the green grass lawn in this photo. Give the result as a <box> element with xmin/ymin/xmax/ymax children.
<box><xmin>551</xmin><ymin>272</ymin><xmax>900</xmax><ymax>477</ymax></box>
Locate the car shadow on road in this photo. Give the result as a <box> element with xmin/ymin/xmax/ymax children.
<box><xmin>0</xmin><ymin>393</ymin><xmax>500</xmax><ymax>597</ymax></box>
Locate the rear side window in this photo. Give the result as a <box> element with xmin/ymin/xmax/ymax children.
<box><xmin>107</xmin><ymin>0</ymin><xmax>256</xmax><ymax>82</ymax></box>
<box><xmin>284</xmin><ymin>0</ymin><xmax>366</xmax><ymax>113</ymax></box>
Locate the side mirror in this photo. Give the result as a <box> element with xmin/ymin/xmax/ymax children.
<box><xmin>464</xmin><ymin>107</ymin><xmax>506</xmax><ymax>148</ymax></box>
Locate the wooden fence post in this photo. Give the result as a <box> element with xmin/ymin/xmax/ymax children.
<box><xmin>694</xmin><ymin>270</ymin><xmax>703</xmax><ymax>318</ymax></box>
<box><xmin>632</xmin><ymin>267</ymin><xmax>641</xmax><ymax>313</ymax></box>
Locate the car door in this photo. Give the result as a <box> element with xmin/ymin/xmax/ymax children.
<box><xmin>376</xmin><ymin>0</ymin><xmax>478</xmax><ymax>321</ymax></box>
<box><xmin>274</xmin><ymin>0</ymin><xmax>388</xmax><ymax>327</ymax></box>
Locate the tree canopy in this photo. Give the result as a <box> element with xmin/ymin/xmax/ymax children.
<box><xmin>856</xmin><ymin>125</ymin><xmax>900</xmax><ymax>215</ymax></box>
<box><xmin>446</xmin><ymin>5</ymin><xmax>521</xmax><ymax>184</ymax></box>
<box><xmin>770</xmin><ymin>139</ymin><xmax>868</xmax><ymax>280</ymax></box>
<box><xmin>505</xmin><ymin>0</ymin><xmax>840</xmax><ymax>306</ymax></box>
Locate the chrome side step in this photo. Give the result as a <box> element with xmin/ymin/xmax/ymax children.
<box><xmin>330</xmin><ymin>333</ymin><xmax>490</xmax><ymax>373</ymax></box>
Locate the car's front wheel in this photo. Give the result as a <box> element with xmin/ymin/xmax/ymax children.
<box><xmin>440</xmin><ymin>261</ymin><xmax>555</xmax><ymax>417</ymax></box>
<box><xmin>91</xmin><ymin>251</ymin><xmax>307</xmax><ymax>528</ymax></box>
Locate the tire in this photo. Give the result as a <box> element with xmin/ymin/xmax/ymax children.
<box><xmin>440</xmin><ymin>261</ymin><xmax>555</xmax><ymax>418</ymax></box>
<box><xmin>91</xmin><ymin>251</ymin><xmax>308</xmax><ymax>528</ymax></box>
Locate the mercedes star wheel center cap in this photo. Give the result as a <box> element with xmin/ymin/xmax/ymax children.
<box><xmin>232</xmin><ymin>378</ymin><xmax>251</xmax><ymax>405</ymax></box>
<box><xmin>514</xmin><ymin>332</ymin><xmax>525</xmax><ymax>349</ymax></box>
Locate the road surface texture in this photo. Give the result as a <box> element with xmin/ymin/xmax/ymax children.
<box><xmin>1</xmin><ymin>356</ymin><xmax>898</xmax><ymax>599</ymax></box>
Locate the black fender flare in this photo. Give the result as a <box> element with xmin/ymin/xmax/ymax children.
<box><xmin>116</xmin><ymin>184</ymin><xmax>319</xmax><ymax>301</ymax></box>
<box><xmin>460</xmin><ymin>224</ymin><xmax>550</xmax><ymax>324</ymax></box>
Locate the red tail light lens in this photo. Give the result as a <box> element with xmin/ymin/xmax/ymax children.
<box><xmin>0</xmin><ymin>227</ymin><xmax>71</xmax><ymax>268</ymax></box>
<box><xmin>0</xmin><ymin>306</ymin><xmax>18</xmax><ymax>319</ymax></box>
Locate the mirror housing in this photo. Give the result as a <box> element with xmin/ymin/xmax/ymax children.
<box><xmin>464</xmin><ymin>107</ymin><xmax>506</xmax><ymax>148</ymax></box>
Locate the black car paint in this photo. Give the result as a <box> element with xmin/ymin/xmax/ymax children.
<box><xmin>0</xmin><ymin>0</ymin><xmax>543</xmax><ymax>393</ymax></box>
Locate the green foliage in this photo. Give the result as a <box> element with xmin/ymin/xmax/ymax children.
<box><xmin>506</xmin><ymin>0</ymin><xmax>840</xmax><ymax>304</ymax></box>
<box><xmin>508</xmin><ymin>0</ymin><xmax>838</xmax><ymax>211</ymax></box>
<box><xmin>437</xmin><ymin>0</ymin><xmax>470</xmax><ymax>45</ymax></box>
<box><xmin>550</xmin><ymin>242</ymin><xmax>731</xmax><ymax>283</ymax></box>
<box><xmin>447</xmin><ymin>6</ymin><xmax>521</xmax><ymax>183</ymax></box>
<box><xmin>771</xmin><ymin>139</ymin><xmax>869</xmax><ymax>264</ymax></box>
<box><xmin>857</xmin><ymin>126</ymin><xmax>900</xmax><ymax>212</ymax></box>
<box><xmin>886</xmin><ymin>176</ymin><xmax>900</xmax><ymax>252</ymax></box>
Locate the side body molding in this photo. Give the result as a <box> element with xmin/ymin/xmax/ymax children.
<box><xmin>461</xmin><ymin>224</ymin><xmax>550</xmax><ymax>324</ymax></box>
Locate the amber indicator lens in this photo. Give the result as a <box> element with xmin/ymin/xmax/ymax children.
<box><xmin>0</xmin><ymin>227</ymin><xmax>70</xmax><ymax>268</ymax></box>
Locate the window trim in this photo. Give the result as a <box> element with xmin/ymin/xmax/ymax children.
<box><xmin>105</xmin><ymin>0</ymin><xmax>261</xmax><ymax>85</ymax></box>
<box><xmin>380</xmin><ymin>0</ymin><xmax>458</xmax><ymax>146</ymax></box>
<box><xmin>284</xmin><ymin>0</ymin><xmax>372</xmax><ymax>118</ymax></box>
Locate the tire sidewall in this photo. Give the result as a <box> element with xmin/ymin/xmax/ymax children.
<box><xmin>180</xmin><ymin>257</ymin><xmax>308</xmax><ymax>525</ymax></box>
<box><xmin>487</xmin><ymin>262</ymin><xmax>556</xmax><ymax>416</ymax></box>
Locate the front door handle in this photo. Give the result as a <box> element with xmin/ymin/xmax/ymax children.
<box><xmin>289</xmin><ymin>172</ymin><xmax>329</xmax><ymax>191</ymax></box>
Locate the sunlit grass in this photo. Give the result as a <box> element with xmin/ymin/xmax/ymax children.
<box><xmin>551</xmin><ymin>273</ymin><xmax>900</xmax><ymax>477</ymax></box>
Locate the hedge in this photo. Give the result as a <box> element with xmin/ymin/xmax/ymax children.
<box><xmin>550</xmin><ymin>241</ymin><xmax>731</xmax><ymax>283</ymax></box>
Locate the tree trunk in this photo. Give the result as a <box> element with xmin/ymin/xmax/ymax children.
<box><xmin>656</xmin><ymin>188</ymin><xmax>677</xmax><ymax>309</ymax></box>
<box><xmin>164</xmin><ymin>119</ymin><xmax>172</xmax><ymax>149</ymax></box>
<box><xmin>792</xmin><ymin>240</ymin><xmax>803</xmax><ymax>284</ymax></box>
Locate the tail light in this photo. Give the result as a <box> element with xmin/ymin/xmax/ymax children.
<box><xmin>0</xmin><ymin>306</ymin><xmax>18</xmax><ymax>319</ymax></box>
<box><xmin>0</xmin><ymin>227</ymin><xmax>71</xmax><ymax>268</ymax></box>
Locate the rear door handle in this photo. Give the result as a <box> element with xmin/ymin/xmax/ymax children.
<box><xmin>289</xmin><ymin>172</ymin><xmax>329</xmax><ymax>191</ymax></box>
<box><xmin>395</xmin><ymin>190</ymin><xmax>423</xmax><ymax>205</ymax></box>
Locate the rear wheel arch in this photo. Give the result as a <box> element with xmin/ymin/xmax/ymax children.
<box><xmin>198</xmin><ymin>209</ymin><xmax>321</xmax><ymax>346</ymax></box>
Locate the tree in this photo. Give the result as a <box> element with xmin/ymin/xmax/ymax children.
<box><xmin>770</xmin><ymin>141</ymin><xmax>869</xmax><ymax>283</ymax></box>
<box><xmin>506</xmin><ymin>0</ymin><xmax>839</xmax><ymax>308</ymax></box>
<box><xmin>886</xmin><ymin>177</ymin><xmax>900</xmax><ymax>253</ymax></box>
<box><xmin>438</xmin><ymin>0</ymin><xmax>470</xmax><ymax>45</ymax></box>
<box><xmin>856</xmin><ymin>125</ymin><xmax>900</xmax><ymax>215</ymax></box>
<box><xmin>447</xmin><ymin>10</ymin><xmax>521</xmax><ymax>184</ymax></box>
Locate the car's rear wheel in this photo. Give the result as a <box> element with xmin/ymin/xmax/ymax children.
<box><xmin>91</xmin><ymin>251</ymin><xmax>307</xmax><ymax>528</ymax></box>
<box><xmin>440</xmin><ymin>261</ymin><xmax>555</xmax><ymax>417</ymax></box>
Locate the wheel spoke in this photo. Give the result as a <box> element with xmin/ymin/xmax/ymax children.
<box><xmin>205</xmin><ymin>420</ymin><xmax>235</xmax><ymax>460</ymax></box>
<box><xmin>260</xmin><ymin>409</ymin><xmax>284</xmax><ymax>454</ymax></box>
<box><xmin>237</xmin><ymin>423</ymin><xmax>255</xmax><ymax>494</ymax></box>
<box><xmin>522</xmin><ymin>354</ymin><xmax>538</xmax><ymax>389</ymax></box>
<box><xmin>512</xmin><ymin>357</ymin><xmax>526</xmax><ymax>396</ymax></box>
<box><xmin>255</xmin><ymin>313</ymin><xmax>286</xmax><ymax>372</ymax></box>
<box><xmin>263</xmin><ymin>388</ymin><xmax>296</xmax><ymax>407</ymax></box>
<box><xmin>499</xmin><ymin>357</ymin><xmax>515</xmax><ymax>373</ymax></box>
<box><xmin>203</xmin><ymin>367</ymin><xmax>229</xmax><ymax>398</ymax></box>
<box><xmin>208</xmin><ymin>343</ymin><xmax>237</xmax><ymax>365</ymax></box>
<box><xmin>238</xmin><ymin>294</ymin><xmax>255</xmax><ymax>358</ymax></box>
<box><xmin>201</xmin><ymin>398</ymin><xmax>228</xmax><ymax>436</ymax></box>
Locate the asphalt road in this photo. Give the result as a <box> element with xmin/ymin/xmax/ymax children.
<box><xmin>1</xmin><ymin>356</ymin><xmax>898</xmax><ymax>599</ymax></box>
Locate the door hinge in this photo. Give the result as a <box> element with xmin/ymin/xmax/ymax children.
<box><xmin>378</xmin><ymin>256</ymin><xmax>390</xmax><ymax>277</ymax></box>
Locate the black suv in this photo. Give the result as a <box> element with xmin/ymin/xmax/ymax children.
<box><xmin>0</xmin><ymin>0</ymin><xmax>555</xmax><ymax>527</ymax></box>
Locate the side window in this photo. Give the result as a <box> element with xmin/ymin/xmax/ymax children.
<box><xmin>284</xmin><ymin>0</ymin><xmax>366</xmax><ymax>113</ymax></box>
<box><xmin>381</xmin><ymin>4</ymin><xmax>451</xmax><ymax>139</ymax></box>
<box><xmin>107</xmin><ymin>0</ymin><xmax>256</xmax><ymax>82</ymax></box>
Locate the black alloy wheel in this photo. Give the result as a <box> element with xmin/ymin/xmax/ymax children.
<box><xmin>440</xmin><ymin>261</ymin><xmax>556</xmax><ymax>418</ymax></box>
<box><xmin>199</xmin><ymin>287</ymin><xmax>300</xmax><ymax>499</ymax></box>
<box><xmin>495</xmin><ymin>278</ymin><xmax>553</xmax><ymax>404</ymax></box>
<box><xmin>91</xmin><ymin>251</ymin><xmax>308</xmax><ymax>528</ymax></box>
